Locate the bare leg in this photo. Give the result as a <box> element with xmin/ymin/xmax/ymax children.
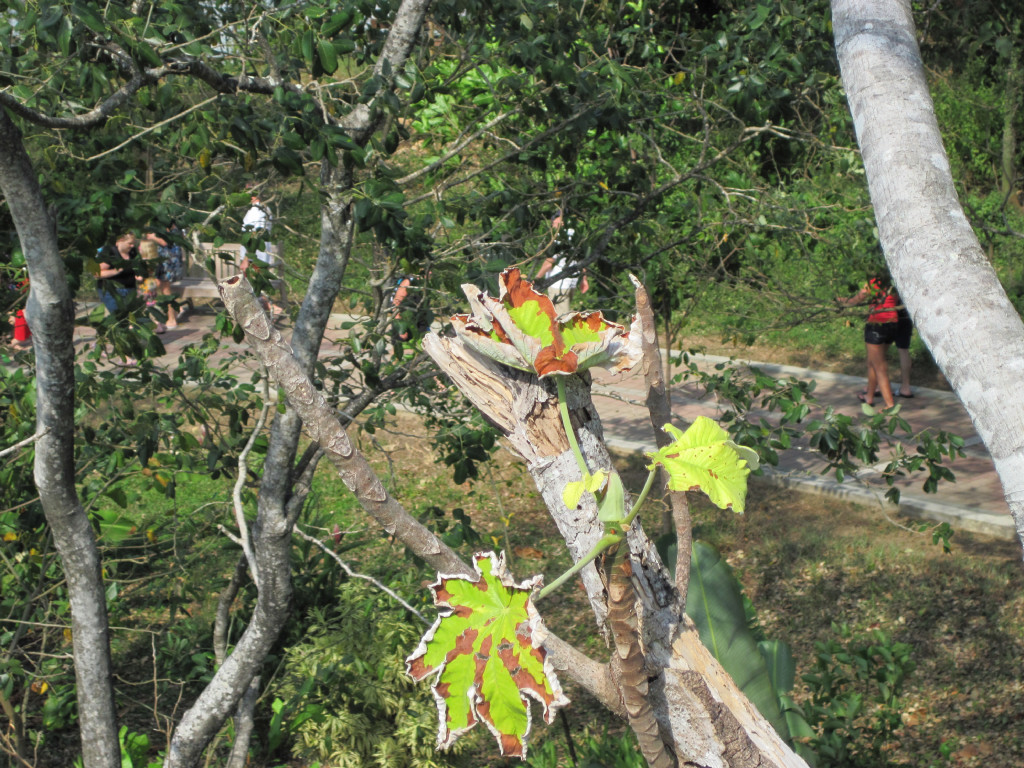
<box><xmin>864</xmin><ymin>347</ymin><xmax>877</xmax><ymax>402</ymax></box>
<box><xmin>897</xmin><ymin>347</ymin><xmax>912</xmax><ymax>395</ymax></box>
<box><xmin>159</xmin><ymin>281</ymin><xmax>178</xmax><ymax>326</ymax></box>
<box><xmin>866</xmin><ymin>343</ymin><xmax>895</xmax><ymax>408</ymax></box>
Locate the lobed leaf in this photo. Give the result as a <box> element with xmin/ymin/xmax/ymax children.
<box><xmin>562</xmin><ymin>470</ymin><xmax>607</xmax><ymax>510</ymax></box>
<box><xmin>647</xmin><ymin>416</ymin><xmax>752</xmax><ymax>512</ymax></box>
<box><xmin>451</xmin><ymin>268</ymin><xmax>642</xmax><ymax>378</ymax></box>
<box><xmin>406</xmin><ymin>552</ymin><xmax>569</xmax><ymax>759</ymax></box>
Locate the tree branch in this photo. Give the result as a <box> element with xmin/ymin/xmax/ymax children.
<box><xmin>0</xmin><ymin>428</ymin><xmax>50</xmax><ymax>460</ymax></box>
<box><xmin>293</xmin><ymin>527</ymin><xmax>428</xmax><ymax>624</ymax></box>
<box><xmin>630</xmin><ymin>276</ymin><xmax>691</xmax><ymax>601</ymax></box>
<box><xmin>218</xmin><ymin>275</ymin><xmax>623</xmax><ymax>715</ymax></box>
<box><xmin>0</xmin><ymin>109</ymin><xmax>120</xmax><ymax>768</ymax></box>
<box><xmin>230</xmin><ymin>368</ymin><xmax>272</xmax><ymax>590</ymax></box>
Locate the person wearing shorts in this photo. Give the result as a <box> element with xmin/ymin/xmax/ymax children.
<box><xmin>842</xmin><ymin>275</ymin><xmax>913</xmax><ymax>409</ymax></box>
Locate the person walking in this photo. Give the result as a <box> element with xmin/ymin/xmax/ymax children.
<box><xmin>841</xmin><ymin>273</ymin><xmax>913</xmax><ymax>409</ymax></box>
<box><xmin>894</xmin><ymin>305</ymin><xmax>914</xmax><ymax>398</ymax></box>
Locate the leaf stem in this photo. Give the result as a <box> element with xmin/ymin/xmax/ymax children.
<box><xmin>536</xmin><ymin>533</ymin><xmax>622</xmax><ymax>601</ymax></box>
<box><xmin>621</xmin><ymin>468</ymin><xmax>657</xmax><ymax>529</ymax></box>
<box><xmin>556</xmin><ymin>376</ymin><xmax>589</xmax><ymax>478</ymax></box>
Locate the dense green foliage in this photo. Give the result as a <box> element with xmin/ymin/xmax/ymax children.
<box><xmin>273</xmin><ymin>581</ymin><xmax>462</xmax><ymax>768</ymax></box>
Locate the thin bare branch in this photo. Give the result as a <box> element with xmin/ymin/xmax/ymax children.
<box><xmin>84</xmin><ymin>95</ymin><xmax>219</xmax><ymax>162</ymax></box>
<box><xmin>293</xmin><ymin>527</ymin><xmax>427</xmax><ymax>624</ymax></box>
<box><xmin>395</xmin><ymin>111</ymin><xmax>514</xmax><ymax>186</ymax></box>
<box><xmin>230</xmin><ymin>367</ymin><xmax>272</xmax><ymax>590</ymax></box>
<box><xmin>0</xmin><ymin>428</ymin><xmax>49</xmax><ymax>460</ymax></box>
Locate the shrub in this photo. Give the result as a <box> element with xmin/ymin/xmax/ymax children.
<box><xmin>800</xmin><ymin>622</ymin><xmax>916</xmax><ymax>767</ymax></box>
<box><xmin>271</xmin><ymin>579</ymin><xmax>466</xmax><ymax>768</ymax></box>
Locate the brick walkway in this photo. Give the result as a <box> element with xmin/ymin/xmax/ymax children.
<box><xmin>71</xmin><ymin>308</ymin><xmax>1016</xmax><ymax>541</ymax></box>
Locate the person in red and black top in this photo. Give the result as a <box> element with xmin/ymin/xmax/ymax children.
<box><xmin>841</xmin><ymin>274</ymin><xmax>914</xmax><ymax>409</ymax></box>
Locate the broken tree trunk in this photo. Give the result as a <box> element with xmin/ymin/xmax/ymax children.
<box><xmin>424</xmin><ymin>312</ymin><xmax>807</xmax><ymax>767</ymax></box>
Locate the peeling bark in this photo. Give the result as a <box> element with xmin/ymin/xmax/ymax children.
<box><xmin>605</xmin><ymin>545</ymin><xmax>677</xmax><ymax>768</ymax></box>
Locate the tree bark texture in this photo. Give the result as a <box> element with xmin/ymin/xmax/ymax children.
<box><xmin>832</xmin><ymin>0</ymin><xmax>1024</xmax><ymax>545</ymax></box>
<box><xmin>424</xmin><ymin>326</ymin><xmax>807</xmax><ymax>768</ymax></box>
<box><xmin>0</xmin><ymin>112</ymin><xmax>120</xmax><ymax>768</ymax></box>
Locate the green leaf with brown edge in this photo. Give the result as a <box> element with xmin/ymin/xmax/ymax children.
<box><xmin>406</xmin><ymin>551</ymin><xmax>569</xmax><ymax>759</ymax></box>
<box><xmin>450</xmin><ymin>268</ymin><xmax>642</xmax><ymax>378</ymax></box>
<box><xmin>647</xmin><ymin>417</ymin><xmax>753</xmax><ymax>512</ymax></box>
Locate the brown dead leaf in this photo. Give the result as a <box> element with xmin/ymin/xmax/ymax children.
<box><xmin>514</xmin><ymin>545</ymin><xmax>545</xmax><ymax>560</ymax></box>
<box><xmin>953</xmin><ymin>744</ymin><xmax>980</xmax><ymax>760</ymax></box>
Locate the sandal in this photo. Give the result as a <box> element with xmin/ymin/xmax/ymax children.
<box><xmin>857</xmin><ymin>392</ymin><xmax>872</xmax><ymax>405</ymax></box>
<box><xmin>896</xmin><ymin>389</ymin><xmax>915</xmax><ymax>398</ymax></box>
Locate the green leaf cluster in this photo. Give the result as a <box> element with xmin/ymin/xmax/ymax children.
<box><xmin>274</xmin><ymin>580</ymin><xmax>468</xmax><ymax>768</ymax></box>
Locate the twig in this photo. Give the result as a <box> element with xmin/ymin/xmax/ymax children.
<box><xmin>0</xmin><ymin>727</ymin><xmax>32</xmax><ymax>768</ymax></box>
<box><xmin>216</xmin><ymin>524</ymin><xmax>244</xmax><ymax>548</ymax></box>
<box><xmin>0</xmin><ymin>428</ymin><xmax>49</xmax><ymax>460</ymax></box>
<box><xmin>0</xmin><ymin>687</ymin><xmax>27</xmax><ymax>765</ymax></box>
<box><xmin>293</xmin><ymin>528</ymin><xmax>427</xmax><ymax>624</ymax></box>
<box><xmin>84</xmin><ymin>95</ymin><xmax>219</xmax><ymax>162</ymax></box>
<box><xmin>229</xmin><ymin>366</ymin><xmax>272</xmax><ymax>590</ymax></box>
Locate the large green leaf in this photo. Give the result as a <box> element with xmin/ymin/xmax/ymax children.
<box><xmin>406</xmin><ymin>552</ymin><xmax>569</xmax><ymax>758</ymax></box>
<box><xmin>686</xmin><ymin>541</ymin><xmax>789</xmax><ymax>740</ymax></box>
<box><xmin>647</xmin><ymin>417</ymin><xmax>752</xmax><ymax>512</ymax></box>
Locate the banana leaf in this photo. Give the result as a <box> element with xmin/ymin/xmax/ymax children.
<box><xmin>686</xmin><ymin>540</ymin><xmax>789</xmax><ymax>740</ymax></box>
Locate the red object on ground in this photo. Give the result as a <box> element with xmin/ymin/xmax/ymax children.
<box><xmin>13</xmin><ymin>309</ymin><xmax>30</xmax><ymax>342</ymax></box>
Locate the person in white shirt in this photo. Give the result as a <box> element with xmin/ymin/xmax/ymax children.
<box><xmin>239</xmin><ymin>191</ymin><xmax>283</xmax><ymax>315</ymax></box>
<box><xmin>240</xmin><ymin>193</ymin><xmax>277</xmax><ymax>271</ymax></box>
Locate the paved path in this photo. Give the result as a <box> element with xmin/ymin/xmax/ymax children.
<box><xmin>70</xmin><ymin>307</ymin><xmax>1016</xmax><ymax>541</ymax></box>
<box><xmin>590</xmin><ymin>357</ymin><xmax>1014</xmax><ymax>541</ymax></box>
